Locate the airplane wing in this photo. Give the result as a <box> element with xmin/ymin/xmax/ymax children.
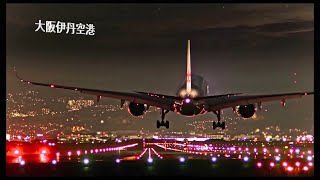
<box><xmin>193</xmin><ymin>93</ymin><xmax>242</xmax><ymax>101</ymax></box>
<box><xmin>133</xmin><ymin>91</ymin><xmax>184</xmax><ymax>101</ymax></box>
<box><xmin>15</xmin><ymin>71</ymin><xmax>175</xmax><ymax>111</ymax></box>
<box><xmin>134</xmin><ymin>92</ymin><xmax>242</xmax><ymax>101</ymax></box>
<box><xmin>197</xmin><ymin>92</ymin><xmax>313</xmax><ymax>112</ymax></box>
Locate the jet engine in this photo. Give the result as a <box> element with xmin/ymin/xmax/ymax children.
<box><xmin>237</xmin><ymin>104</ymin><xmax>255</xmax><ymax>118</ymax></box>
<box><xmin>128</xmin><ymin>102</ymin><xmax>146</xmax><ymax>116</ymax></box>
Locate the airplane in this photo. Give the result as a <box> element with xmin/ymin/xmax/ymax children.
<box><xmin>14</xmin><ymin>40</ymin><xmax>313</xmax><ymax>130</ymax></box>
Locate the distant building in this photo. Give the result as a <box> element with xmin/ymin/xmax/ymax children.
<box><xmin>233</xmin><ymin>134</ymin><xmax>261</xmax><ymax>141</ymax></box>
<box><xmin>206</xmin><ymin>134</ymin><xmax>224</xmax><ymax>140</ymax></box>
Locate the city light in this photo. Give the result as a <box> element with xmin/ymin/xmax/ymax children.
<box><xmin>303</xmin><ymin>166</ymin><xmax>309</xmax><ymax>171</ymax></box>
<box><xmin>275</xmin><ymin>156</ymin><xmax>280</xmax><ymax>161</ymax></box>
<box><xmin>308</xmin><ymin>162</ymin><xmax>313</xmax><ymax>167</ymax></box>
<box><xmin>295</xmin><ymin>162</ymin><xmax>300</xmax><ymax>167</ymax></box>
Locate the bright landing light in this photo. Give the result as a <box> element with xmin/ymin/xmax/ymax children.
<box><xmin>179</xmin><ymin>157</ymin><xmax>185</xmax><ymax>163</ymax></box>
<box><xmin>185</xmin><ymin>98</ymin><xmax>191</xmax><ymax>104</ymax></box>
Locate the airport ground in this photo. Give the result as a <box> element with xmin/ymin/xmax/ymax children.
<box><xmin>6</xmin><ymin>139</ymin><xmax>314</xmax><ymax>176</ymax></box>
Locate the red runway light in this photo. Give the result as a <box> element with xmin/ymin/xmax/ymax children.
<box><xmin>282</xmin><ymin>162</ymin><xmax>288</xmax><ymax>167</ymax></box>
<box><xmin>14</xmin><ymin>150</ymin><xmax>20</xmax><ymax>155</ymax></box>
<box><xmin>257</xmin><ymin>162</ymin><xmax>262</xmax><ymax>168</ymax></box>
<box><xmin>270</xmin><ymin>162</ymin><xmax>275</xmax><ymax>167</ymax></box>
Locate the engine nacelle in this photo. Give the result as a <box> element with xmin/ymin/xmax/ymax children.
<box><xmin>237</xmin><ymin>104</ymin><xmax>255</xmax><ymax>118</ymax></box>
<box><xmin>128</xmin><ymin>102</ymin><xmax>146</xmax><ymax>116</ymax></box>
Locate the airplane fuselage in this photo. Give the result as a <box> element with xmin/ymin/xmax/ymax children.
<box><xmin>174</xmin><ymin>74</ymin><xmax>208</xmax><ymax>116</ymax></box>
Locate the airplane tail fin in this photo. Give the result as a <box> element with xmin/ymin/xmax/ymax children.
<box><xmin>186</xmin><ymin>40</ymin><xmax>192</xmax><ymax>94</ymax></box>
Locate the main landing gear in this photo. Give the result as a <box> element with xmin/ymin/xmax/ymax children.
<box><xmin>213</xmin><ymin>110</ymin><xmax>226</xmax><ymax>130</ymax></box>
<box><xmin>157</xmin><ymin>109</ymin><xmax>169</xmax><ymax>129</ymax></box>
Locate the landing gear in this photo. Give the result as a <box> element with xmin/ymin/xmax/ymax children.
<box><xmin>156</xmin><ymin>109</ymin><xmax>170</xmax><ymax>129</ymax></box>
<box><xmin>213</xmin><ymin>110</ymin><xmax>226</xmax><ymax>130</ymax></box>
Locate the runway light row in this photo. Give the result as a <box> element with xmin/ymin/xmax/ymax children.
<box><xmin>151</xmin><ymin>148</ymin><xmax>164</xmax><ymax>159</ymax></box>
<box><xmin>64</xmin><ymin>143</ymin><xmax>139</xmax><ymax>156</ymax></box>
<box><xmin>152</xmin><ymin>142</ymin><xmax>312</xmax><ymax>157</ymax></box>
<box><xmin>256</xmin><ymin>161</ymin><xmax>312</xmax><ymax>171</ymax></box>
<box><xmin>155</xmin><ymin>143</ymin><xmax>314</xmax><ymax>164</ymax></box>
<box><xmin>137</xmin><ymin>148</ymin><xmax>148</xmax><ymax>160</ymax></box>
